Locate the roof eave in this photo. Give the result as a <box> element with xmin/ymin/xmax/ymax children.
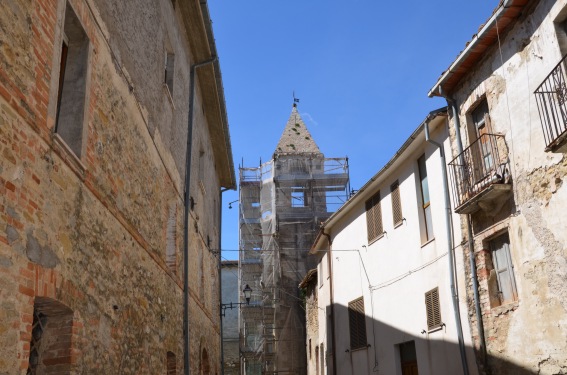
<box><xmin>312</xmin><ymin>108</ymin><xmax>448</xmax><ymax>248</ymax></box>
<box><xmin>428</xmin><ymin>0</ymin><xmax>532</xmax><ymax>98</ymax></box>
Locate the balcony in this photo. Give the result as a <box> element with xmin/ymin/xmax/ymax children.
<box><xmin>448</xmin><ymin>134</ymin><xmax>512</xmax><ymax>214</ymax></box>
<box><xmin>534</xmin><ymin>53</ymin><xmax>567</xmax><ymax>152</ymax></box>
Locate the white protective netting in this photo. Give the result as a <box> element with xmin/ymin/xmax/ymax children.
<box><xmin>239</xmin><ymin>156</ymin><xmax>349</xmax><ymax>375</ymax></box>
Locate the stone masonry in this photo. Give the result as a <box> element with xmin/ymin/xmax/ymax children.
<box><xmin>0</xmin><ymin>0</ymin><xmax>234</xmax><ymax>374</ymax></box>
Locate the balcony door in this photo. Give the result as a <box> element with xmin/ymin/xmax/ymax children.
<box><xmin>472</xmin><ymin>100</ymin><xmax>494</xmax><ymax>182</ymax></box>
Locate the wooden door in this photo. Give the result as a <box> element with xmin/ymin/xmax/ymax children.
<box><xmin>401</xmin><ymin>360</ymin><xmax>419</xmax><ymax>375</ymax></box>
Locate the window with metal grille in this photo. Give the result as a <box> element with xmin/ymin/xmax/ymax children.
<box><xmin>391</xmin><ymin>180</ymin><xmax>403</xmax><ymax>227</ymax></box>
<box><xmin>365</xmin><ymin>191</ymin><xmax>383</xmax><ymax>242</ymax></box>
<box><xmin>167</xmin><ymin>351</ymin><xmax>176</xmax><ymax>375</ymax></box>
<box><xmin>348</xmin><ymin>297</ymin><xmax>367</xmax><ymax>350</ymax></box>
<box><xmin>27</xmin><ymin>298</ymin><xmax>73</xmax><ymax>375</ymax></box>
<box><xmin>425</xmin><ymin>287</ymin><xmax>442</xmax><ymax>331</ymax></box>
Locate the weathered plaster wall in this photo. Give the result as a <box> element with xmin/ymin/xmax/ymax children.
<box><xmin>0</xmin><ymin>0</ymin><xmax>224</xmax><ymax>373</ymax></box>
<box><xmin>446</xmin><ymin>1</ymin><xmax>567</xmax><ymax>373</ymax></box>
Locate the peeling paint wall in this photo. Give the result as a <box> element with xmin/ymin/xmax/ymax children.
<box><xmin>0</xmin><ymin>0</ymin><xmax>227</xmax><ymax>373</ymax></box>
<box><xmin>446</xmin><ymin>1</ymin><xmax>567</xmax><ymax>373</ymax></box>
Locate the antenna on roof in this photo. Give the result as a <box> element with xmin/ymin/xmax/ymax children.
<box><xmin>292</xmin><ymin>91</ymin><xmax>300</xmax><ymax>107</ymax></box>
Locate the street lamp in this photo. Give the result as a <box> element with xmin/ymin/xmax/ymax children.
<box><xmin>242</xmin><ymin>284</ymin><xmax>252</xmax><ymax>304</ymax></box>
<box><xmin>221</xmin><ymin>284</ymin><xmax>253</xmax><ymax>317</ymax></box>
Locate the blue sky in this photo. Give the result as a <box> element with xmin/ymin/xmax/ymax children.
<box><xmin>209</xmin><ymin>1</ymin><xmax>499</xmax><ymax>260</ymax></box>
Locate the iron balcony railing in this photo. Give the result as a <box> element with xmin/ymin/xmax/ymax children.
<box><xmin>448</xmin><ymin>133</ymin><xmax>508</xmax><ymax>210</ymax></box>
<box><xmin>534</xmin><ymin>53</ymin><xmax>567</xmax><ymax>151</ymax></box>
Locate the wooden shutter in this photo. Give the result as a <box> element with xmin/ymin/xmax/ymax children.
<box><xmin>391</xmin><ymin>181</ymin><xmax>403</xmax><ymax>226</ymax></box>
<box><xmin>365</xmin><ymin>192</ymin><xmax>382</xmax><ymax>242</ymax></box>
<box><xmin>348</xmin><ymin>297</ymin><xmax>367</xmax><ymax>349</ymax></box>
<box><xmin>425</xmin><ymin>287</ymin><xmax>442</xmax><ymax>331</ymax></box>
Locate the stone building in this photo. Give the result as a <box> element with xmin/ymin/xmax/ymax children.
<box><xmin>429</xmin><ymin>0</ymin><xmax>567</xmax><ymax>373</ymax></box>
<box><xmin>221</xmin><ymin>260</ymin><xmax>241</xmax><ymax>375</ymax></box>
<box><xmin>238</xmin><ymin>105</ymin><xmax>349</xmax><ymax>374</ymax></box>
<box><xmin>309</xmin><ymin>110</ymin><xmax>478</xmax><ymax>375</ymax></box>
<box><xmin>299</xmin><ymin>269</ymin><xmax>319</xmax><ymax>375</ymax></box>
<box><xmin>0</xmin><ymin>0</ymin><xmax>234</xmax><ymax>374</ymax></box>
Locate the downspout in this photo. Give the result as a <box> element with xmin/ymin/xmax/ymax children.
<box><xmin>183</xmin><ymin>56</ymin><xmax>218</xmax><ymax>375</ymax></box>
<box><xmin>219</xmin><ymin>187</ymin><xmax>231</xmax><ymax>375</ymax></box>
<box><xmin>322</xmin><ymin>230</ymin><xmax>337</xmax><ymax>375</ymax></box>
<box><xmin>439</xmin><ymin>87</ymin><xmax>487</xmax><ymax>368</ymax></box>
<box><xmin>424</xmin><ymin>112</ymin><xmax>469</xmax><ymax>375</ymax></box>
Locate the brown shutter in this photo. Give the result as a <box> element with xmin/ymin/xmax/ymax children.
<box><xmin>365</xmin><ymin>192</ymin><xmax>383</xmax><ymax>242</ymax></box>
<box><xmin>348</xmin><ymin>297</ymin><xmax>367</xmax><ymax>349</ymax></box>
<box><xmin>425</xmin><ymin>287</ymin><xmax>442</xmax><ymax>330</ymax></box>
<box><xmin>391</xmin><ymin>181</ymin><xmax>403</xmax><ymax>226</ymax></box>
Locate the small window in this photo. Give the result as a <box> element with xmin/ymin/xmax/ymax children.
<box><xmin>27</xmin><ymin>297</ymin><xmax>74</xmax><ymax>374</ymax></box>
<box><xmin>166</xmin><ymin>203</ymin><xmax>177</xmax><ymax>274</ymax></box>
<box><xmin>198</xmin><ymin>149</ymin><xmax>206</xmax><ymax>194</ymax></box>
<box><xmin>167</xmin><ymin>351</ymin><xmax>176</xmax><ymax>375</ymax></box>
<box><xmin>365</xmin><ymin>191</ymin><xmax>383</xmax><ymax>242</ymax></box>
<box><xmin>489</xmin><ymin>233</ymin><xmax>517</xmax><ymax>305</ymax></box>
<box><xmin>425</xmin><ymin>287</ymin><xmax>442</xmax><ymax>331</ymax></box>
<box><xmin>417</xmin><ymin>155</ymin><xmax>433</xmax><ymax>242</ymax></box>
<box><xmin>391</xmin><ymin>180</ymin><xmax>403</xmax><ymax>227</ymax></box>
<box><xmin>55</xmin><ymin>2</ymin><xmax>90</xmax><ymax>158</ymax></box>
<box><xmin>348</xmin><ymin>297</ymin><xmax>367</xmax><ymax>350</ymax></box>
<box><xmin>165</xmin><ymin>52</ymin><xmax>175</xmax><ymax>95</ymax></box>
<box><xmin>291</xmin><ymin>187</ymin><xmax>307</xmax><ymax>207</ymax></box>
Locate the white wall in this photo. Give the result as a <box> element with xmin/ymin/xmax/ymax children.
<box><xmin>318</xmin><ymin>122</ymin><xmax>477</xmax><ymax>375</ymax></box>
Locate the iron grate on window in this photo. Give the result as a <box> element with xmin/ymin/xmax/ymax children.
<box><xmin>27</xmin><ymin>309</ymin><xmax>47</xmax><ymax>375</ymax></box>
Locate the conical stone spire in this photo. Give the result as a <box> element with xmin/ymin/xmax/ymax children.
<box><xmin>274</xmin><ymin>105</ymin><xmax>322</xmax><ymax>157</ymax></box>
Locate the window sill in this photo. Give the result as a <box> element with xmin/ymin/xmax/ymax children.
<box><xmin>427</xmin><ymin>325</ymin><xmax>444</xmax><ymax>334</ymax></box>
<box><xmin>349</xmin><ymin>346</ymin><xmax>369</xmax><ymax>353</ymax></box>
<box><xmin>163</xmin><ymin>84</ymin><xmax>175</xmax><ymax>110</ymax></box>
<box><xmin>52</xmin><ymin>133</ymin><xmax>87</xmax><ymax>180</ymax></box>
<box><xmin>368</xmin><ymin>233</ymin><xmax>385</xmax><ymax>245</ymax></box>
<box><xmin>394</xmin><ymin>220</ymin><xmax>404</xmax><ymax>229</ymax></box>
<box><xmin>490</xmin><ymin>300</ymin><xmax>519</xmax><ymax>316</ymax></box>
<box><xmin>421</xmin><ymin>238</ymin><xmax>435</xmax><ymax>248</ymax></box>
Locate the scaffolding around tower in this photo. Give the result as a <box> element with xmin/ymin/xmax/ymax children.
<box><xmin>239</xmin><ymin>151</ymin><xmax>349</xmax><ymax>374</ymax></box>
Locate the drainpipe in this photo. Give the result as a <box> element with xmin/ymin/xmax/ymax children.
<box><xmin>183</xmin><ymin>56</ymin><xmax>218</xmax><ymax>375</ymax></box>
<box><xmin>321</xmin><ymin>230</ymin><xmax>337</xmax><ymax>375</ymax></box>
<box><xmin>438</xmin><ymin>87</ymin><xmax>487</xmax><ymax>369</ymax></box>
<box><xmin>424</xmin><ymin>111</ymin><xmax>469</xmax><ymax>375</ymax></box>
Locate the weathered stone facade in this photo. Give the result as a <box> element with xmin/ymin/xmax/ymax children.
<box><xmin>0</xmin><ymin>0</ymin><xmax>234</xmax><ymax>374</ymax></box>
<box><xmin>430</xmin><ymin>0</ymin><xmax>567</xmax><ymax>373</ymax></box>
<box><xmin>299</xmin><ymin>269</ymin><xmax>319</xmax><ymax>375</ymax></box>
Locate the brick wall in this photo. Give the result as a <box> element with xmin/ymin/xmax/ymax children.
<box><xmin>0</xmin><ymin>0</ymin><xmax>225</xmax><ymax>373</ymax></box>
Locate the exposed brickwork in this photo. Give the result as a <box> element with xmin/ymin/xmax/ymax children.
<box><xmin>445</xmin><ymin>1</ymin><xmax>567</xmax><ymax>373</ymax></box>
<box><xmin>0</xmin><ymin>0</ymin><xmax>229</xmax><ymax>373</ymax></box>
